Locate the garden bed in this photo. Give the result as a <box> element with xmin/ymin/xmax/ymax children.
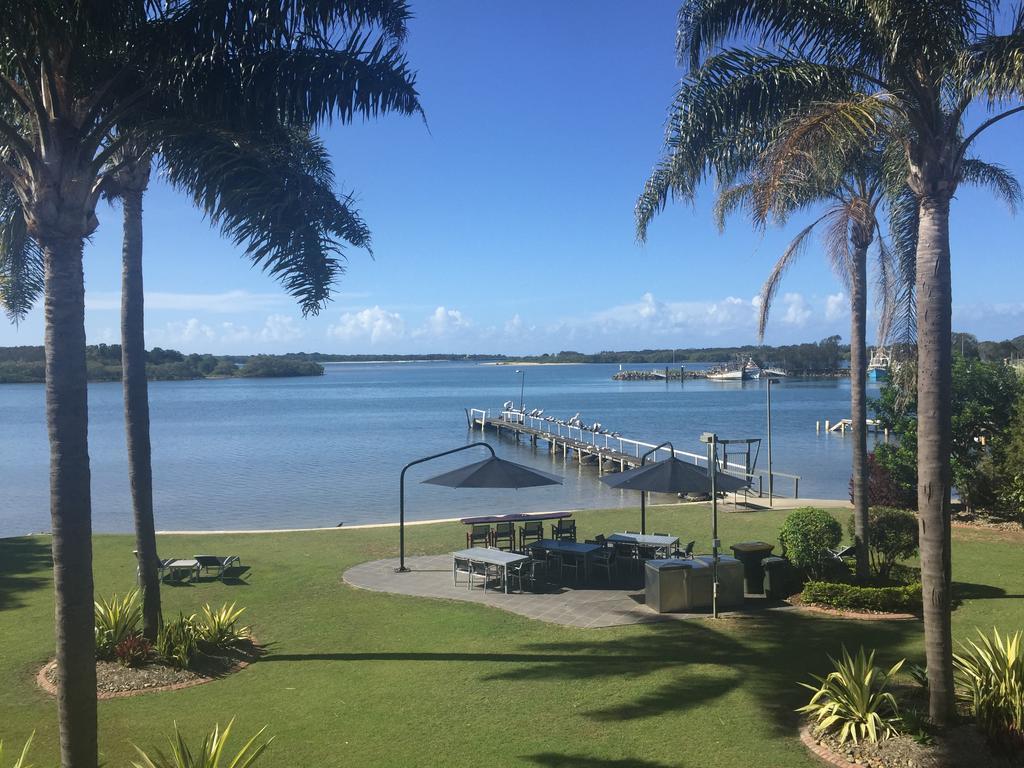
<box><xmin>37</xmin><ymin>642</ymin><xmax>259</xmax><ymax>699</ymax></box>
<box><xmin>801</xmin><ymin>722</ymin><xmax>1023</xmax><ymax>768</ymax></box>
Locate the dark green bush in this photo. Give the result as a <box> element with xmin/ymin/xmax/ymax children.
<box><xmin>802</xmin><ymin>580</ymin><xmax>922</xmax><ymax>613</ymax></box>
<box><xmin>778</xmin><ymin>507</ymin><xmax>842</xmax><ymax>579</ymax></box>
<box><xmin>847</xmin><ymin>507</ymin><xmax>919</xmax><ymax>579</ymax></box>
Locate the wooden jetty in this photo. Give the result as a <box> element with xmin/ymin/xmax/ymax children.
<box><xmin>466</xmin><ymin>407</ymin><xmax>801</xmax><ymax>498</ymax></box>
<box><xmin>818</xmin><ymin>418</ymin><xmax>890</xmax><ymax>439</ymax></box>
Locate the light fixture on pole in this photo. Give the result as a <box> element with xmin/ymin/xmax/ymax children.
<box><xmin>514</xmin><ymin>369</ymin><xmax>526</xmax><ymax>413</ymax></box>
<box><xmin>700</xmin><ymin>431</ymin><xmax>721</xmax><ymax>619</ymax></box>
<box><xmin>766</xmin><ymin>378</ymin><xmax>779</xmax><ymax>506</ymax></box>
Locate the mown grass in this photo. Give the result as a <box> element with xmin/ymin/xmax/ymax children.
<box><xmin>2</xmin><ymin>504</ymin><xmax>1022</xmax><ymax>767</ymax></box>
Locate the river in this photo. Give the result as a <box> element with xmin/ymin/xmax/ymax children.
<box><xmin>0</xmin><ymin>361</ymin><xmax>883</xmax><ymax>537</ymax></box>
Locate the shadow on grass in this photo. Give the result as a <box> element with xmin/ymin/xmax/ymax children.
<box><xmin>486</xmin><ymin>612</ymin><xmax>917</xmax><ymax>733</ymax></box>
<box><xmin>259</xmin><ymin>610</ymin><xmax>917</xmax><ymax>736</ymax></box>
<box><xmin>951</xmin><ymin>581</ymin><xmax>1024</xmax><ymax>603</ymax></box>
<box><xmin>0</xmin><ymin>536</ymin><xmax>51</xmax><ymax>612</ymax></box>
<box><xmin>525</xmin><ymin>753</ymin><xmax>678</xmax><ymax>767</ymax></box>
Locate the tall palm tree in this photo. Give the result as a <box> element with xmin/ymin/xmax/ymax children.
<box><xmin>637</xmin><ymin>0</ymin><xmax>1024</xmax><ymax>724</ymax></box>
<box><xmin>0</xmin><ymin>3</ymin><xmax>418</xmax><ymax>764</ymax></box>
<box><xmin>715</xmin><ymin>142</ymin><xmax>898</xmax><ymax>580</ymax></box>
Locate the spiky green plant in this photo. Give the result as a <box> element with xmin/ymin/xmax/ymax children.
<box><xmin>94</xmin><ymin>589</ymin><xmax>142</xmax><ymax>659</ymax></box>
<box><xmin>131</xmin><ymin>720</ymin><xmax>272</xmax><ymax>768</ymax></box>
<box><xmin>0</xmin><ymin>733</ymin><xmax>34</xmax><ymax>768</ymax></box>
<box><xmin>156</xmin><ymin>614</ymin><xmax>198</xmax><ymax>671</ymax></box>
<box><xmin>954</xmin><ymin>628</ymin><xmax>1024</xmax><ymax>752</ymax></box>
<box><xmin>798</xmin><ymin>646</ymin><xmax>904</xmax><ymax>744</ymax></box>
<box><xmin>195</xmin><ymin>604</ymin><xmax>251</xmax><ymax>652</ymax></box>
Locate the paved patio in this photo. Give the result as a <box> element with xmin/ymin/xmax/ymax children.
<box><xmin>343</xmin><ymin>555</ymin><xmax>792</xmax><ymax>629</ymax></box>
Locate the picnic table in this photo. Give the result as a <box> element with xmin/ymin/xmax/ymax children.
<box><xmin>452</xmin><ymin>548</ymin><xmax>528</xmax><ymax>594</ymax></box>
<box><xmin>528</xmin><ymin>539</ymin><xmax>602</xmax><ymax>580</ymax></box>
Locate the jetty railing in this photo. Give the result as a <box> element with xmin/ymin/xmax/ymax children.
<box><xmin>466</xmin><ymin>407</ymin><xmax>800</xmax><ymax>498</ymax></box>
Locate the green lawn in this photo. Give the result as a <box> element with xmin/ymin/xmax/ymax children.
<box><xmin>2</xmin><ymin>504</ymin><xmax>1022</xmax><ymax>767</ymax></box>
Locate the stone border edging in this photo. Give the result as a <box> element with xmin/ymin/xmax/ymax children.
<box><xmin>36</xmin><ymin>655</ymin><xmax>253</xmax><ymax>700</ymax></box>
<box><xmin>800</xmin><ymin>726</ymin><xmax>856</xmax><ymax>767</ymax></box>
<box><xmin>794</xmin><ymin>602</ymin><xmax>918</xmax><ymax>621</ymax></box>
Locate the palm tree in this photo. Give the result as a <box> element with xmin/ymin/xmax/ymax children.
<box><xmin>637</xmin><ymin>0</ymin><xmax>1024</xmax><ymax>724</ymax></box>
<box><xmin>714</xmin><ymin>141</ymin><xmax>900</xmax><ymax>580</ymax></box>
<box><xmin>0</xmin><ymin>3</ymin><xmax>418</xmax><ymax>764</ymax></box>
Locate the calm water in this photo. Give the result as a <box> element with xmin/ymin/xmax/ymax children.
<box><xmin>0</xmin><ymin>362</ymin><xmax>883</xmax><ymax>537</ymax></box>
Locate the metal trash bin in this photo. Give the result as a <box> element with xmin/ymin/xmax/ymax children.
<box><xmin>729</xmin><ymin>541</ymin><xmax>774</xmax><ymax>595</ymax></box>
<box><xmin>693</xmin><ymin>555</ymin><xmax>745</xmax><ymax>609</ymax></box>
<box><xmin>761</xmin><ymin>556</ymin><xmax>792</xmax><ymax>600</ymax></box>
<box><xmin>644</xmin><ymin>559</ymin><xmax>709</xmax><ymax>613</ymax></box>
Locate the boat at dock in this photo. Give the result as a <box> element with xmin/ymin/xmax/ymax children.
<box><xmin>706</xmin><ymin>364</ymin><xmax>745</xmax><ymax>381</ymax></box>
<box><xmin>867</xmin><ymin>348</ymin><xmax>891</xmax><ymax>381</ymax></box>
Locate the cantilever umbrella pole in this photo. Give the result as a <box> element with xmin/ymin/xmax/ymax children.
<box><xmin>397</xmin><ymin>442</ymin><xmax>496</xmax><ymax>572</ymax></box>
<box><xmin>638</xmin><ymin>441</ymin><xmax>674</xmax><ymax>535</ymax></box>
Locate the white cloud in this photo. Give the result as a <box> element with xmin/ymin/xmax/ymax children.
<box><xmin>415</xmin><ymin>306</ymin><xmax>471</xmax><ymax>338</ymax></box>
<box><xmin>582</xmin><ymin>291</ymin><xmax>761</xmax><ymax>339</ymax></box>
<box><xmin>825</xmin><ymin>291</ymin><xmax>847</xmax><ymax>321</ymax></box>
<box><xmin>151</xmin><ymin>317</ymin><xmax>216</xmax><ymax>346</ymax></box>
<box><xmin>87</xmin><ymin>290</ymin><xmax>290</xmax><ymax>313</ymax></box>
<box><xmin>258</xmin><ymin>314</ymin><xmax>304</xmax><ymax>343</ymax></box>
<box><xmin>327</xmin><ymin>305</ymin><xmax>406</xmax><ymax>344</ymax></box>
<box><xmin>780</xmin><ymin>292</ymin><xmax>812</xmax><ymax>326</ymax></box>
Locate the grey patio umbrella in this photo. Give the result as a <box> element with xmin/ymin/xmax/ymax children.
<box><xmin>600</xmin><ymin>441</ymin><xmax>749</xmax><ymax>533</ymax></box>
<box><xmin>397</xmin><ymin>442</ymin><xmax>562</xmax><ymax>571</ymax></box>
<box><xmin>422</xmin><ymin>457</ymin><xmax>562</xmax><ymax>489</ymax></box>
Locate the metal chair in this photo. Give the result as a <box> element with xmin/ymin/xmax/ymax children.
<box><xmin>672</xmin><ymin>540</ymin><xmax>695</xmax><ymax>559</ymax></box>
<box><xmin>507</xmin><ymin>559</ymin><xmax>541</xmax><ymax>592</ymax></box>
<box><xmin>558</xmin><ymin>552</ymin><xmax>580</xmax><ymax>583</ymax></box>
<box><xmin>466</xmin><ymin>524</ymin><xmax>491</xmax><ymax>548</ymax></box>
<box><xmin>469</xmin><ymin>559</ymin><xmax>498</xmax><ymax>591</ymax></box>
<box><xmin>453</xmin><ymin>555</ymin><xmax>473</xmax><ymax>587</ymax></box>
<box><xmin>551</xmin><ymin>519</ymin><xmax>576</xmax><ymax>542</ymax></box>
<box><xmin>591</xmin><ymin>547</ymin><xmax>616</xmax><ymax>583</ymax></box>
<box><xmin>519</xmin><ymin>521</ymin><xmax>544</xmax><ymax>550</ymax></box>
<box><xmin>492</xmin><ymin>522</ymin><xmax>515</xmax><ymax>551</ymax></box>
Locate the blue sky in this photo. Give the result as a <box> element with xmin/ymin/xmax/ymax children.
<box><xmin>4</xmin><ymin>1</ymin><xmax>1023</xmax><ymax>355</ymax></box>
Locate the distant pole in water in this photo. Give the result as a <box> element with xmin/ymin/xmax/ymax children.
<box><xmin>514</xmin><ymin>369</ymin><xmax>526</xmax><ymax>413</ymax></box>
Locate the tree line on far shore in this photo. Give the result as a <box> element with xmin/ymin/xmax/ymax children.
<box><xmin>0</xmin><ymin>345</ymin><xmax>323</xmax><ymax>383</ymax></box>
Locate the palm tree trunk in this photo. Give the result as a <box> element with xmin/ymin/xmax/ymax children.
<box><xmin>43</xmin><ymin>233</ymin><xmax>98</xmax><ymax>768</ymax></box>
<box><xmin>850</xmin><ymin>241</ymin><xmax>870</xmax><ymax>581</ymax></box>
<box><xmin>916</xmin><ymin>193</ymin><xmax>955</xmax><ymax>725</ymax></box>
<box><xmin>120</xmin><ymin>177</ymin><xmax>161</xmax><ymax>640</ymax></box>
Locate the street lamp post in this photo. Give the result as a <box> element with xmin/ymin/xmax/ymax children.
<box><xmin>514</xmin><ymin>369</ymin><xmax>525</xmax><ymax>413</ymax></box>
<box><xmin>700</xmin><ymin>431</ymin><xmax>720</xmax><ymax>619</ymax></box>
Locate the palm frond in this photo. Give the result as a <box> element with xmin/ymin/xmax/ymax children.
<box><xmin>636</xmin><ymin>49</ymin><xmax>854</xmax><ymax>241</ymax></box>
<box><xmin>157</xmin><ymin>123</ymin><xmax>370</xmax><ymax>315</ymax></box>
<box><xmin>0</xmin><ymin>182</ymin><xmax>43</xmax><ymax>323</ymax></box>
<box><xmin>959</xmin><ymin>157</ymin><xmax>1022</xmax><ymax>214</ymax></box>
<box><xmin>757</xmin><ymin>213</ymin><xmax>829</xmax><ymax>339</ymax></box>
<box><xmin>880</xmin><ymin>187</ymin><xmax>918</xmax><ymax>345</ymax></box>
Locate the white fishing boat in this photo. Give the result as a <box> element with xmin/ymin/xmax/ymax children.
<box><xmin>706</xmin><ymin>361</ymin><xmax>746</xmax><ymax>381</ymax></box>
<box><xmin>867</xmin><ymin>348</ymin><xmax>891</xmax><ymax>381</ymax></box>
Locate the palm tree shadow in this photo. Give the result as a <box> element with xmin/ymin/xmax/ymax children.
<box><xmin>0</xmin><ymin>537</ymin><xmax>51</xmax><ymax>612</ymax></box>
<box><xmin>525</xmin><ymin>753</ymin><xmax>679</xmax><ymax>767</ymax></box>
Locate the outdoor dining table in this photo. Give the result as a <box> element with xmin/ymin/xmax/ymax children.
<box><xmin>452</xmin><ymin>547</ymin><xmax>529</xmax><ymax>594</ymax></box>
<box><xmin>164</xmin><ymin>558</ymin><xmax>201</xmax><ymax>582</ymax></box>
<box><xmin>607</xmin><ymin>532</ymin><xmax>680</xmax><ymax>558</ymax></box>
<box><xmin>528</xmin><ymin>539</ymin><xmax>602</xmax><ymax>580</ymax></box>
